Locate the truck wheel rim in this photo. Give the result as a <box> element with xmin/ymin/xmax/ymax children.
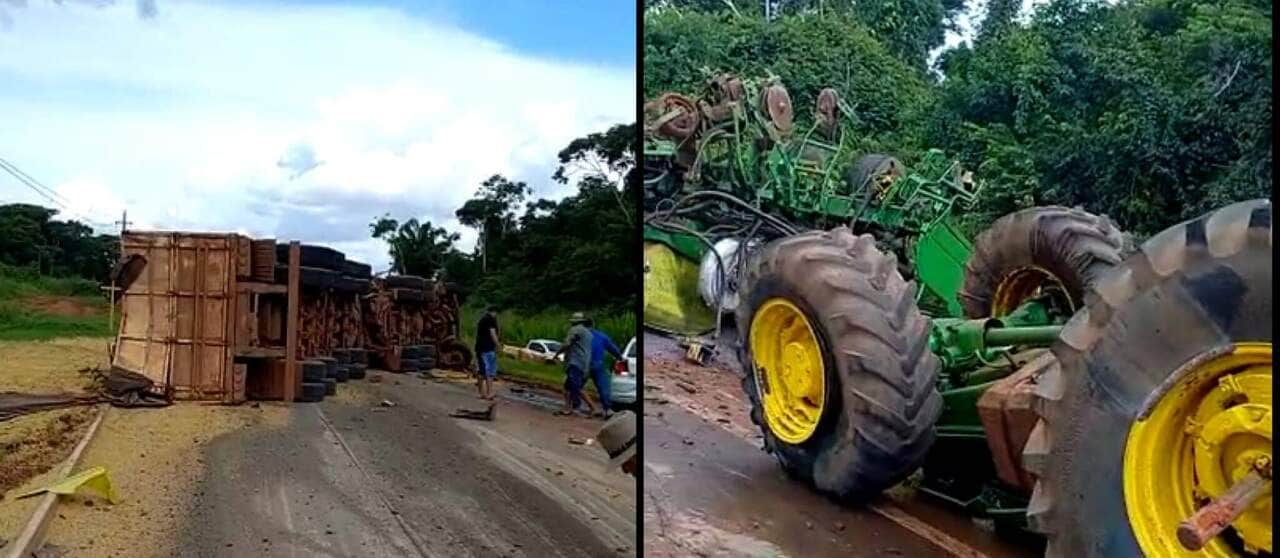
<box><xmin>750</xmin><ymin>298</ymin><xmax>825</xmax><ymax>444</ymax></box>
<box><xmin>1124</xmin><ymin>342</ymin><xmax>1272</xmax><ymax>556</ymax></box>
<box><xmin>991</xmin><ymin>265</ymin><xmax>1070</xmax><ymax>317</ymax></box>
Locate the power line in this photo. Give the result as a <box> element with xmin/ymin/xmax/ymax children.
<box><xmin>0</xmin><ymin>157</ymin><xmax>74</xmax><ymax>207</ymax></box>
<box><xmin>0</xmin><ymin>157</ymin><xmax>112</xmax><ymax>229</ymax></box>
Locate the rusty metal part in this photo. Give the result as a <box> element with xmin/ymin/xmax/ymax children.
<box><xmin>1176</xmin><ymin>468</ymin><xmax>1270</xmax><ymax>550</ymax></box>
<box><xmin>976</xmin><ymin>349</ymin><xmax>1050</xmax><ymax>493</ymax></box>
<box><xmin>251</xmin><ymin>239</ymin><xmax>276</xmax><ymax>282</ymax></box>
<box><xmin>360</xmin><ymin>277</ymin><xmax>463</xmax><ymax>369</ymax></box>
<box><xmin>654</xmin><ymin>93</ymin><xmax>700</xmax><ymax>141</ymax></box>
<box><xmin>760</xmin><ymin>84</ymin><xmax>794</xmax><ymax>135</ymax></box>
<box><xmin>816</xmin><ymin>88</ymin><xmax>840</xmax><ymax>139</ymax></box>
<box><xmin>710</xmin><ymin>73</ymin><xmax>745</xmax><ymax>103</ymax></box>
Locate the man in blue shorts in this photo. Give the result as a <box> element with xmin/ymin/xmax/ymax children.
<box><xmin>473</xmin><ymin>305</ymin><xmax>500</xmax><ymax>400</ymax></box>
<box><xmin>553</xmin><ymin>312</ymin><xmax>596</xmax><ymax>416</ymax></box>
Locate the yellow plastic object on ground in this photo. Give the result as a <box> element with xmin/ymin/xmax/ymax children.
<box><xmin>644</xmin><ymin>241</ymin><xmax>716</xmax><ymax>335</ymax></box>
<box><xmin>16</xmin><ymin>465</ymin><xmax>120</xmax><ymax>504</ymax></box>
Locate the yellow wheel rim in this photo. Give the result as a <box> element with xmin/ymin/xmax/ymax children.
<box><xmin>990</xmin><ymin>265</ymin><xmax>1070</xmax><ymax>317</ymax></box>
<box><xmin>749</xmin><ymin>298</ymin><xmax>826</xmax><ymax>444</ymax></box>
<box><xmin>1124</xmin><ymin>342</ymin><xmax>1272</xmax><ymax>556</ymax></box>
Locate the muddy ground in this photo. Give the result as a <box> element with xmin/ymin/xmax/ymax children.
<box><xmin>643</xmin><ymin>330</ymin><xmax>1040</xmax><ymax>558</ymax></box>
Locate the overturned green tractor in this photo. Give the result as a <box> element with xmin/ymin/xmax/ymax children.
<box><xmin>644</xmin><ymin>74</ymin><xmax>1272</xmax><ymax>557</ymax></box>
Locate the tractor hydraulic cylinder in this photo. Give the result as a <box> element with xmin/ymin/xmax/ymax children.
<box><xmin>983</xmin><ymin>325</ymin><xmax>1064</xmax><ymax>347</ymax></box>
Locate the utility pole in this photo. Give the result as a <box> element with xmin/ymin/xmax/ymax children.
<box><xmin>114</xmin><ymin>210</ymin><xmax>131</xmax><ymax>236</ymax></box>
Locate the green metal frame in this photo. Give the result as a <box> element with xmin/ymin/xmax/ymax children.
<box><xmin>643</xmin><ymin>74</ymin><xmax>1075</xmax><ymax>535</ymax></box>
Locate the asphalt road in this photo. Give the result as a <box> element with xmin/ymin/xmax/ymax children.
<box><xmin>179</xmin><ymin>374</ymin><xmax>636</xmax><ymax>557</ymax></box>
<box><xmin>643</xmin><ymin>332</ymin><xmax>1040</xmax><ymax>558</ymax></box>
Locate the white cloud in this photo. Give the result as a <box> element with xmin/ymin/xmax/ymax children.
<box><xmin>0</xmin><ymin>0</ymin><xmax>635</xmax><ymax>272</ymax></box>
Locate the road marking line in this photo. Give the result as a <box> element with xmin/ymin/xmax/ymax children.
<box><xmin>867</xmin><ymin>501</ymin><xmax>991</xmax><ymax>558</ymax></box>
<box><xmin>7</xmin><ymin>406</ymin><xmax>106</xmax><ymax>558</ymax></box>
<box><xmin>315</xmin><ymin>405</ymin><xmax>438</xmax><ymax>558</ymax></box>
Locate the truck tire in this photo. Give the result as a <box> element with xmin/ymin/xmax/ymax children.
<box><xmin>301</xmin><ymin>360</ymin><xmax>327</xmax><ymax>382</ymax></box>
<box><xmin>347</xmin><ymin>277</ymin><xmax>371</xmax><ymax>294</ymax></box>
<box><xmin>275</xmin><ymin>244</ymin><xmax>345</xmax><ymax>271</ymax></box>
<box><xmin>347</xmin><ymin>348</ymin><xmax>368</xmax><ymax>365</ymax></box>
<box><xmin>736</xmin><ymin>227</ymin><xmax>943</xmax><ymax>502</ymax></box>
<box><xmin>420</xmin><ymin>356</ymin><xmax>436</xmax><ymax>371</ymax></box>
<box><xmin>332</xmin><ymin>348</ymin><xmax>351</xmax><ymax>364</ymax></box>
<box><xmin>391</xmin><ymin>287</ymin><xmax>425</xmax><ymax>302</ymax></box>
<box><xmin>341</xmin><ymin>260</ymin><xmax>372</xmax><ymax>278</ymax></box>
<box><xmin>348</xmin><ymin>363</ymin><xmax>367</xmax><ymax>380</ymax></box>
<box><xmin>333</xmin><ymin>364</ymin><xmax>350</xmax><ymax>383</ymax></box>
<box><xmin>274</xmin><ymin>265</ymin><xmax>340</xmax><ymax>289</ymax></box>
<box><xmin>314</xmin><ymin>357</ymin><xmax>337</xmax><ymax>379</ymax></box>
<box><xmin>1023</xmin><ymin>200</ymin><xmax>1271</xmax><ymax>557</ymax></box>
<box><xmin>298</xmin><ymin>382</ymin><xmax>326</xmax><ymax>402</ymax></box>
<box><xmin>401</xmin><ymin>345</ymin><xmax>426</xmax><ymax>360</ymax></box>
<box><xmin>321</xmin><ymin>378</ymin><xmax>337</xmax><ymax>396</ymax></box>
<box><xmin>958</xmin><ymin>206</ymin><xmax>1123</xmax><ymax>319</ymax></box>
<box><xmin>386</xmin><ymin>275</ymin><xmax>427</xmax><ymax>290</ymax></box>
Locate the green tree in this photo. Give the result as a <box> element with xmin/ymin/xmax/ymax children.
<box><xmin>370</xmin><ymin>216</ymin><xmax>461</xmax><ymax>279</ymax></box>
<box><xmin>0</xmin><ymin>204</ymin><xmax>119</xmax><ymax>282</ymax></box>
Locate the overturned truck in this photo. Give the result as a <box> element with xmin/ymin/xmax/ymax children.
<box><xmin>110</xmin><ymin>234</ymin><xmax>468</xmax><ymax>404</ymax></box>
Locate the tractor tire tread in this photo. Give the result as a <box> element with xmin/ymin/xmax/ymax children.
<box><xmin>958</xmin><ymin>206</ymin><xmax>1124</xmax><ymax>318</ymax></box>
<box><xmin>1023</xmin><ymin>199</ymin><xmax>1271</xmax><ymax>557</ymax></box>
<box><xmin>736</xmin><ymin>226</ymin><xmax>942</xmax><ymax>502</ymax></box>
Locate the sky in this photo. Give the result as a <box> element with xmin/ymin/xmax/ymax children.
<box><xmin>0</xmin><ymin>0</ymin><xmax>636</xmax><ymax>271</ymax></box>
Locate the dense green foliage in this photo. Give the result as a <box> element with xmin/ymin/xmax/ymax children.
<box><xmin>645</xmin><ymin>0</ymin><xmax>1271</xmax><ymax>237</ymax></box>
<box><xmin>0</xmin><ymin>204</ymin><xmax>119</xmax><ymax>283</ymax></box>
<box><xmin>372</xmin><ymin>124</ymin><xmax>638</xmax><ymax>319</ymax></box>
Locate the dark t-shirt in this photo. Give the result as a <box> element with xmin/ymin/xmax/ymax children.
<box><xmin>475</xmin><ymin>314</ymin><xmax>498</xmax><ymax>354</ymax></box>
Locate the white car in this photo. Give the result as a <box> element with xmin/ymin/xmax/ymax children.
<box><xmin>611</xmin><ymin>337</ymin><xmax>638</xmax><ymax>409</ymax></box>
<box><xmin>523</xmin><ymin>339</ymin><xmax>564</xmax><ymax>363</ymax></box>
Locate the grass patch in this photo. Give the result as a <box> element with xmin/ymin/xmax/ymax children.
<box><xmin>0</xmin><ymin>264</ymin><xmax>100</xmax><ymax>298</ymax></box>
<box><xmin>0</xmin><ymin>264</ymin><xmax>113</xmax><ymax>340</ymax></box>
<box><xmin>457</xmin><ymin>303</ymin><xmax>634</xmax><ymax>394</ymax></box>
<box><xmin>459</xmin><ymin>303</ymin><xmax>635</xmax><ymax>356</ymax></box>
<box><xmin>0</xmin><ymin>301</ymin><xmax>113</xmax><ymax>341</ymax></box>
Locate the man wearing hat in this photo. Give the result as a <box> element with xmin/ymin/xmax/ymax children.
<box><xmin>552</xmin><ymin>311</ymin><xmax>597</xmax><ymax>416</ymax></box>
<box><xmin>597</xmin><ymin>410</ymin><xmax>637</xmax><ymax>476</ymax></box>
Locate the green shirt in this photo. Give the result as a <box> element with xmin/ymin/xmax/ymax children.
<box><xmin>564</xmin><ymin>324</ymin><xmax>592</xmax><ymax>371</ymax></box>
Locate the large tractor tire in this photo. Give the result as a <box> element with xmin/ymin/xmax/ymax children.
<box><xmin>1022</xmin><ymin>199</ymin><xmax>1271</xmax><ymax>557</ymax></box>
<box><xmin>959</xmin><ymin>206</ymin><xmax>1124</xmax><ymax>319</ymax></box>
<box><xmin>736</xmin><ymin>227</ymin><xmax>943</xmax><ymax>501</ymax></box>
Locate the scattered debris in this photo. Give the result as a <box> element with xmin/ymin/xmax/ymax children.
<box><xmin>450</xmin><ymin>404</ymin><xmax>496</xmax><ymax>421</ymax></box>
<box><xmin>676</xmin><ymin>381</ymin><xmax>699</xmax><ymax>394</ymax></box>
<box><xmin>568</xmin><ymin>437</ymin><xmax>595</xmax><ymax>446</ymax></box>
<box><xmin>682</xmin><ymin>438</ymin><xmax>694</xmax><ymax>446</ymax></box>
<box><xmin>380</xmin><ymin>400</ymin><xmax>396</xmax><ymax>407</ymax></box>
<box><xmin>15</xmin><ymin>465</ymin><xmax>119</xmax><ymax>504</ymax></box>
<box><xmin>369</xmin><ymin>374</ymin><xmax>383</xmax><ymax>383</ymax></box>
